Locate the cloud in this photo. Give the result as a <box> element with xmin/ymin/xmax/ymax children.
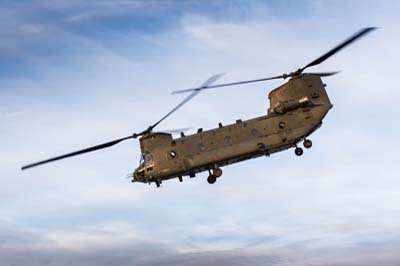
<box><xmin>1</xmin><ymin>1</ymin><xmax>400</xmax><ymax>265</ymax></box>
<box><xmin>0</xmin><ymin>226</ymin><xmax>399</xmax><ymax>266</ymax></box>
<box><xmin>0</xmin><ymin>1</ymin><xmax>178</xmax><ymax>77</ymax></box>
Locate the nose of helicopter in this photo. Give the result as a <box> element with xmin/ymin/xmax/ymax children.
<box><xmin>132</xmin><ymin>167</ymin><xmax>145</xmax><ymax>182</ymax></box>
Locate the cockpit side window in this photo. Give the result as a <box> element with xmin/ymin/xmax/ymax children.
<box><xmin>145</xmin><ymin>154</ymin><xmax>154</xmax><ymax>163</ymax></box>
<box><xmin>140</xmin><ymin>152</ymin><xmax>154</xmax><ymax>165</ymax></box>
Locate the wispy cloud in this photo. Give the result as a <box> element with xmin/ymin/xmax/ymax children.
<box><xmin>1</xmin><ymin>225</ymin><xmax>399</xmax><ymax>266</ymax></box>
<box><xmin>1</xmin><ymin>1</ymin><xmax>400</xmax><ymax>265</ymax></box>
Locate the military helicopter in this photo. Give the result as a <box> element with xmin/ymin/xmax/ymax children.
<box><xmin>22</xmin><ymin>27</ymin><xmax>376</xmax><ymax>187</ymax></box>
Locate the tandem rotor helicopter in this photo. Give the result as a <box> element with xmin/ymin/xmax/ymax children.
<box><xmin>22</xmin><ymin>27</ymin><xmax>376</xmax><ymax>187</ymax></box>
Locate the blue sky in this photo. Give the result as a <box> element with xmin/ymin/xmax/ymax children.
<box><xmin>1</xmin><ymin>1</ymin><xmax>400</xmax><ymax>265</ymax></box>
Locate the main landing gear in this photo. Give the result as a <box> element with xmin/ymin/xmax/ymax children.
<box><xmin>207</xmin><ymin>175</ymin><xmax>216</xmax><ymax>184</ymax></box>
<box><xmin>294</xmin><ymin>139</ymin><xmax>313</xmax><ymax>156</ymax></box>
<box><xmin>295</xmin><ymin>147</ymin><xmax>303</xmax><ymax>156</ymax></box>
<box><xmin>207</xmin><ymin>167</ymin><xmax>222</xmax><ymax>184</ymax></box>
<box><xmin>303</xmin><ymin>139</ymin><xmax>312</xmax><ymax>149</ymax></box>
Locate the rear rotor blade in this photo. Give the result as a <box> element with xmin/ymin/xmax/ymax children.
<box><xmin>161</xmin><ymin>127</ymin><xmax>192</xmax><ymax>134</ymax></box>
<box><xmin>300</xmin><ymin>27</ymin><xmax>376</xmax><ymax>72</ymax></box>
<box><xmin>21</xmin><ymin>135</ymin><xmax>134</xmax><ymax>170</ymax></box>
<box><xmin>172</xmin><ymin>75</ymin><xmax>284</xmax><ymax>94</ymax></box>
<box><xmin>149</xmin><ymin>73</ymin><xmax>224</xmax><ymax>130</ymax></box>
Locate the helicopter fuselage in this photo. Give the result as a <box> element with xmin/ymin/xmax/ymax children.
<box><xmin>133</xmin><ymin>74</ymin><xmax>332</xmax><ymax>186</ymax></box>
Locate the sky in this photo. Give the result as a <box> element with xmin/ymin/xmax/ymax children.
<box><xmin>1</xmin><ymin>0</ymin><xmax>400</xmax><ymax>265</ymax></box>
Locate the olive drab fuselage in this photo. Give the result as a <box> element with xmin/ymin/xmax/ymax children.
<box><xmin>133</xmin><ymin>74</ymin><xmax>332</xmax><ymax>184</ymax></box>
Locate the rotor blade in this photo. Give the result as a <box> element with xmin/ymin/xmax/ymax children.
<box><xmin>150</xmin><ymin>73</ymin><xmax>224</xmax><ymax>130</ymax></box>
<box><xmin>21</xmin><ymin>135</ymin><xmax>134</xmax><ymax>170</ymax></box>
<box><xmin>302</xmin><ymin>71</ymin><xmax>340</xmax><ymax>77</ymax></box>
<box><xmin>172</xmin><ymin>75</ymin><xmax>284</xmax><ymax>94</ymax></box>
<box><xmin>161</xmin><ymin>127</ymin><xmax>192</xmax><ymax>134</ymax></box>
<box><xmin>301</xmin><ymin>27</ymin><xmax>376</xmax><ymax>71</ymax></box>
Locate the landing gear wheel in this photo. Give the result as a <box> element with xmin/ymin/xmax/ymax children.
<box><xmin>213</xmin><ymin>168</ymin><xmax>223</xmax><ymax>178</ymax></box>
<box><xmin>303</xmin><ymin>139</ymin><xmax>312</xmax><ymax>149</ymax></box>
<box><xmin>295</xmin><ymin>147</ymin><xmax>303</xmax><ymax>156</ymax></box>
<box><xmin>207</xmin><ymin>175</ymin><xmax>217</xmax><ymax>184</ymax></box>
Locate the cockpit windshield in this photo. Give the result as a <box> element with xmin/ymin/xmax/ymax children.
<box><xmin>139</xmin><ymin>152</ymin><xmax>154</xmax><ymax>167</ymax></box>
<box><xmin>134</xmin><ymin>152</ymin><xmax>154</xmax><ymax>181</ymax></box>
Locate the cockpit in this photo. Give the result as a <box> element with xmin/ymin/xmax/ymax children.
<box><xmin>133</xmin><ymin>152</ymin><xmax>155</xmax><ymax>182</ymax></box>
<box><xmin>133</xmin><ymin>133</ymin><xmax>172</xmax><ymax>183</ymax></box>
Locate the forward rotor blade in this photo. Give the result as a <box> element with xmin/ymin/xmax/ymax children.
<box><xmin>21</xmin><ymin>135</ymin><xmax>134</xmax><ymax>170</ymax></box>
<box><xmin>150</xmin><ymin>73</ymin><xmax>224</xmax><ymax>130</ymax></box>
<box><xmin>302</xmin><ymin>71</ymin><xmax>340</xmax><ymax>77</ymax></box>
<box><xmin>301</xmin><ymin>27</ymin><xmax>376</xmax><ymax>71</ymax></box>
<box><xmin>172</xmin><ymin>75</ymin><xmax>284</xmax><ymax>94</ymax></box>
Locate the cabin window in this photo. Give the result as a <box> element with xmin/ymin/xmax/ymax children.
<box><xmin>224</xmin><ymin>136</ymin><xmax>232</xmax><ymax>145</ymax></box>
<box><xmin>311</xmin><ymin>91</ymin><xmax>319</xmax><ymax>98</ymax></box>
<box><xmin>251</xmin><ymin>128</ymin><xmax>259</xmax><ymax>137</ymax></box>
<box><xmin>257</xmin><ymin>143</ymin><xmax>266</xmax><ymax>150</ymax></box>
<box><xmin>145</xmin><ymin>154</ymin><xmax>154</xmax><ymax>163</ymax></box>
<box><xmin>169</xmin><ymin>150</ymin><xmax>177</xmax><ymax>158</ymax></box>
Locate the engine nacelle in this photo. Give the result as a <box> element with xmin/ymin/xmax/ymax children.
<box><xmin>273</xmin><ymin>96</ymin><xmax>309</xmax><ymax>114</ymax></box>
